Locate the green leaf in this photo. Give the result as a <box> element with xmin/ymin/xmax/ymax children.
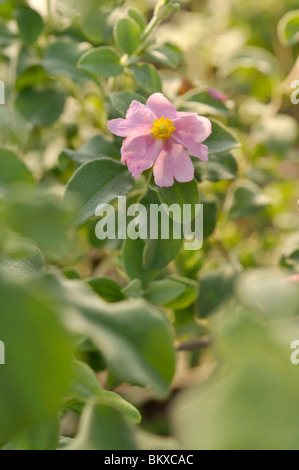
<box><xmin>195</xmin><ymin>153</ymin><xmax>238</xmax><ymax>182</ymax></box>
<box><xmin>137</xmin><ymin>429</ymin><xmax>180</xmax><ymax>450</ymax></box>
<box><xmin>0</xmin><ymin>248</ymin><xmax>45</xmax><ymax>281</ymax></box>
<box><xmin>226</xmin><ymin>180</ymin><xmax>271</xmax><ymax>220</ymax></box>
<box><xmin>127</xmin><ymin>7</ymin><xmax>147</xmax><ymax>31</ymax></box>
<box><xmin>16</xmin><ymin>46</ymin><xmax>35</xmax><ymax>78</ymax></box>
<box><xmin>220</xmin><ymin>47</ymin><xmax>277</xmax><ymax>77</ymax></box>
<box><xmin>183</xmin><ymin>89</ymin><xmax>229</xmax><ymax>117</ymax></box>
<box><xmin>140</xmin><ymin>188</ymin><xmax>183</xmax><ymax>271</ymax></box>
<box><xmin>280</xmin><ymin>234</ymin><xmax>299</xmax><ymax>269</ymax></box>
<box><xmin>70</xmin><ymin>361</ymin><xmax>103</xmax><ymax>402</ymax></box>
<box><xmin>0</xmin><ymin>23</ymin><xmax>17</xmax><ymax>47</ymax></box>
<box><xmin>68</xmin><ymin>400</ymin><xmax>136</xmax><ymax>450</ymax></box>
<box><xmin>122</xmin><ymin>278</ymin><xmax>143</xmax><ymax>298</ymax></box>
<box><xmin>15</xmin><ymin>6</ymin><xmax>43</xmax><ymax>44</ymax></box>
<box><xmin>0</xmin><ymin>105</ymin><xmax>28</xmax><ymax>147</ymax></box>
<box><xmin>43</xmin><ymin>41</ymin><xmax>89</xmax><ymax>82</ymax></box>
<box><xmin>143</xmin><ymin>237</ymin><xmax>183</xmax><ymax>271</ymax></box>
<box><xmin>67</xmin><ymin>0</ymin><xmax>117</xmax><ymax>42</ymax></box>
<box><xmin>99</xmin><ymin>391</ymin><xmax>141</xmax><ymax>425</ymax></box>
<box><xmin>157</xmin><ymin>179</ymin><xmax>200</xmax><ymax>223</ymax></box>
<box><xmin>196</xmin><ymin>264</ymin><xmax>237</xmax><ymax>318</ymax></box>
<box><xmin>110</xmin><ymin>91</ymin><xmax>146</xmax><ymax>117</ymax></box>
<box><xmin>78</xmin><ymin>46</ymin><xmax>123</xmax><ymax>78</ymax></box>
<box><xmin>0</xmin><ymin>147</ymin><xmax>34</xmax><ymax>187</ymax></box>
<box><xmin>3</xmin><ymin>189</ymin><xmax>77</xmax><ymax>262</ymax></box>
<box><xmin>56</xmin><ymin>0</ymin><xmax>120</xmax><ymax>16</ymax></box>
<box><xmin>278</xmin><ymin>10</ymin><xmax>299</xmax><ymax>46</ymax></box>
<box><xmin>254</xmin><ymin>114</ymin><xmax>298</xmax><ymax>157</ymax></box>
<box><xmin>59</xmin><ymin>135</ymin><xmax>119</xmax><ymax>167</ymax></box>
<box><xmin>205</xmin><ymin>119</ymin><xmax>240</xmax><ymax>155</ymax></box>
<box><xmin>165</xmin><ymin>276</ymin><xmax>198</xmax><ymax>310</ymax></box>
<box><xmin>63</xmin><ymin>268</ymin><xmax>81</xmax><ymax>280</ymax></box>
<box><xmin>236</xmin><ymin>269</ymin><xmax>299</xmax><ymax>320</ymax></box>
<box><xmin>202</xmin><ymin>199</ymin><xmax>218</xmax><ymax>239</ymax></box>
<box><xmin>16</xmin><ymin>65</ymin><xmax>49</xmax><ymax>92</ymax></box>
<box><xmin>70</xmin><ymin>361</ymin><xmax>141</xmax><ymax>423</ymax></box>
<box><xmin>0</xmin><ymin>277</ymin><xmax>72</xmax><ymax>446</ymax></box>
<box><xmin>56</xmin><ymin>279</ymin><xmax>175</xmax><ymax>398</ymax></box>
<box><xmin>131</xmin><ymin>63</ymin><xmax>162</xmax><ymax>94</ymax></box>
<box><xmin>86</xmin><ymin>278</ymin><xmax>126</xmax><ymax>302</ymax></box>
<box><xmin>64</xmin><ymin>158</ymin><xmax>134</xmax><ymax>226</ymax></box>
<box><xmin>123</xmin><ymin>238</ymin><xmax>159</xmax><ymax>284</ymax></box>
<box><xmin>145</xmin><ymin>279</ymin><xmax>186</xmax><ymax>305</ymax></box>
<box><xmin>114</xmin><ymin>17</ymin><xmax>141</xmax><ymax>55</ymax></box>
<box><xmin>15</xmin><ymin>88</ymin><xmax>66</xmax><ymax>127</ymax></box>
<box><xmin>0</xmin><ymin>0</ymin><xmax>14</xmax><ymax>20</ymax></box>
<box><xmin>10</xmin><ymin>416</ymin><xmax>59</xmax><ymax>451</ymax></box>
<box><xmin>173</xmin><ymin>312</ymin><xmax>299</xmax><ymax>450</ymax></box>
<box><xmin>145</xmin><ymin>43</ymin><xmax>182</xmax><ymax>68</ymax></box>
<box><xmin>57</xmin><ymin>437</ymin><xmax>74</xmax><ymax>449</ymax></box>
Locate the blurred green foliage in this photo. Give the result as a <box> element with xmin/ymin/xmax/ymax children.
<box><xmin>0</xmin><ymin>0</ymin><xmax>298</xmax><ymax>450</ymax></box>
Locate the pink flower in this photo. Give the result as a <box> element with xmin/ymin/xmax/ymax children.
<box><xmin>107</xmin><ymin>93</ymin><xmax>212</xmax><ymax>187</ymax></box>
<box><xmin>282</xmin><ymin>274</ymin><xmax>299</xmax><ymax>283</ymax></box>
<box><xmin>208</xmin><ymin>87</ymin><xmax>228</xmax><ymax>103</ymax></box>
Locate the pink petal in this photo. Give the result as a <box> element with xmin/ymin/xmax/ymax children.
<box><xmin>126</xmin><ymin>100</ymin><xmax>155</xmax><ymax>126</ymax></box>
<box><xmin>196</xmin><ymin>144</ymin><xmax>209</xmax><ymax>161</ymax></box>
<box><xmin>108</xmin><ymin>100</ymin><xmax>154</xmax><ymax>137</ymax></box>
<box><xmin>172</xmin><ymin>114</ymin><xmax>212</xmax><ymax>161</ymax></box>
<box><xmin>153</xmin><ymin>140</ymin><xmax>194</xmax><ymax>187</ymax></box>
<box><xmin>176</xmin><ymin>111</ymin><xmax>195</xmax><ymax>118</ymax></box>
<box><xmin>208</xmin><ymin>87</ymin><xmax>228</xmax><ymax>103</ymax></box>
<box><xmin>121</xmin><ymin>132</ymin><xmax>162</xmax><ymax>179</ymax></box>
<box><xmin>282</xmin><ymin>275</ymin><xmax>299</xmax><ymax>283</ymax></box>
<box><xmin>108</xmin><ymin>118</ymin><xmax>134</xmax><ymax>137</ymax></box>
<box><xmin>146</xmin><ymin>93</ymin><xmax>177</xmax><ymax>120</ymax></box>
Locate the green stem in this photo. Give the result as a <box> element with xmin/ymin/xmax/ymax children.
<box><xmin>107</xmin><ymin>76</ymin><xmax>118</xmax><ymax>94</ymax></box>
<box><xmin>140</xmin><ymin>16</ymin><xmax>160</xmax><ymax>42</ymax></box>
<box><xmin>134</xmin><ymin>15</ymin><xmax>161</xmax><ymax>56</ymax></box>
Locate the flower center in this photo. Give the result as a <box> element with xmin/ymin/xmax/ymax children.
<box><xmin>152</xmin><ymin>116</ymin><xmax>176</xmax><ymax>140</ymax></box>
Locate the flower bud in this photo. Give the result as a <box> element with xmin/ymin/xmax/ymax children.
<box><xmin>154</xmin><ymin>0</ymin><xmax>180</xmax><ymax>20</ymax></box>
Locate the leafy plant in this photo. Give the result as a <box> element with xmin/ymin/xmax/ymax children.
<box><xmin>0</xmin><ymin>0</ymin><xmax>298</xmax><ymax>451</ymax></box>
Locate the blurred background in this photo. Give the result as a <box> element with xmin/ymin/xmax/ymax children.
<box><xmin>0</xmin><ymin>0</ymin><xmax>299</xmax><ymax>450</ymax></box>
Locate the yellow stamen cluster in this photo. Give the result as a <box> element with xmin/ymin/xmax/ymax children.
<box><xmin>152</xmin><ymin>116</ymin><xmax>176</xmax><ymax>140</ymax></box>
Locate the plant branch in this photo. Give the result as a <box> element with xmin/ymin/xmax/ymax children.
<box><xmin>177</xmin><ymin>337</ymin><xmax>212</xmax><ymax>352</ymax></box>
